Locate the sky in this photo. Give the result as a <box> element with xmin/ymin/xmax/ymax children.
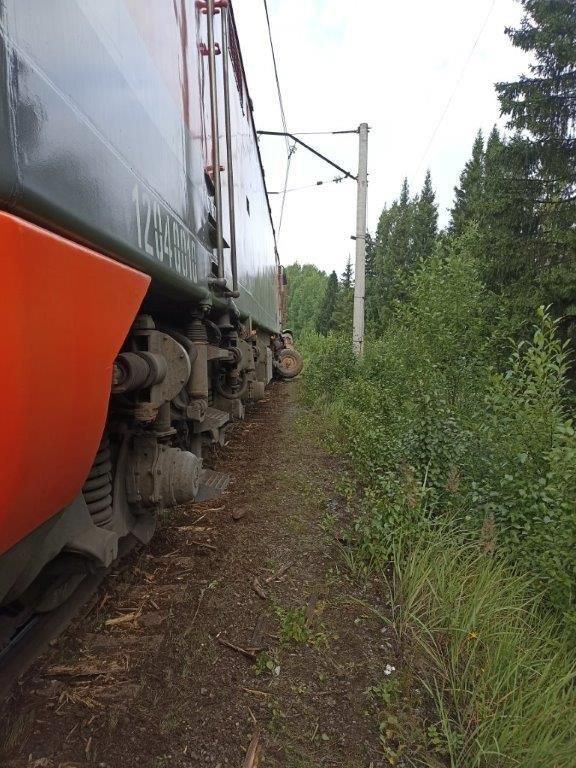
<box><xmin>233</xmin><ymin>0</ymin><xmax>530</xmax><ymax>276</ymax></box>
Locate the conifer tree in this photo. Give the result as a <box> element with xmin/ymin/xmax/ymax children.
<box><xmin>450</xmin><ymin>130</ymin><xmax>485</xmax><ymax>235</ymax></box>
<box><xmin>370</xmin><ymin>179</ymin><xmax>423</xmax><ymax>323</ymax></box>
<box><xmin>495</xmin><ymin>0</ymin><xmax>576</xmax><ymax>319</ymax></box>
<box><xmin>315</xmin><ymin>270</ymin><xmax>339</xmax><ymax>335</ymax></box>
<box><xmin>387</xmin><ymin>178</ymin><xmax>414</xmax><ymax>269</ymax></box>
<box><xmin>341</xmin><ymin>254</ymin><xmax>353</xmax><ymax>289</ymax></box>
<box><xmin>497</xmin><ymin>0</ymin><xmax>576</xmax><ymax>197</ymax></box>
<box><xmin>412</xmin><ymin>170</ymin><xmax>438</xmax><ymax>261</ymax></box>
<box><xmin>332</xmin><ymin>256</ymin><xmax>354</xmax><ymax>334</ymax></box>
<box><xmin>364</xmin><ymin>232</ymin><xmax>380</xmax><ymax>331</ymax></box>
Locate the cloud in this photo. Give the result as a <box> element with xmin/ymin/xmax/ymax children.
<box><xmin>234</xmin><ymin>0</ymin><xmax>528</xmax><ymax>275</ymax></box>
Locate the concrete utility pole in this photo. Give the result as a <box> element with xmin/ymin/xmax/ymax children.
<box><xmin>352</xmin><ymin>122</ymin><xmax>368</xmax><ymax>358</ymax></box>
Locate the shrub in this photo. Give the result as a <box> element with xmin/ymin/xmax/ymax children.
<box><xmin>301</xmin><ymin>247</ymin><xmax>576</xmax><ymax>623</ymax></box>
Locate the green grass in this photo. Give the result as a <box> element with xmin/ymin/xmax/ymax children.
<box><xmin>389</xmin><ymin>524</ymin><xmax>576</xmax><ymax>767</ymax></box>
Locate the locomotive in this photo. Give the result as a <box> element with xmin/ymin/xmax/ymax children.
<box><xmin>0</xmin><ymin>0</ymin><xmax>301</xmax><ymax>628</ymax></box>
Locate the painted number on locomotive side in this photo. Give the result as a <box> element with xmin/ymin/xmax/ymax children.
<box><xmin>132</xmin><ymin>184</ymin><xmax>198</xmax><ymax>281</ymax></box>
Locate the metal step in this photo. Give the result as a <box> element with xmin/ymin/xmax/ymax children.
<box><xmin>196</xmin><ymin>468</ymin><xmax>230</xmax><ymax>502</ymax></box>
<box><xmin>195</xmin><ymin>407</ymin><xmax>231</xmax><ymax>445</ymax></box>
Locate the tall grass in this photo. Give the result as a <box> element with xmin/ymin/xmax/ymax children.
<box><xmin>390</xmin><ymin>525</ymin><xmax>576</xmax><ymax>767</ymax></box>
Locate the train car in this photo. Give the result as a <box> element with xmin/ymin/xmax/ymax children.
<box><xmin>0</xmin><ymin>0</ymin><xmax>301</xmax><ymax>630</ymax></box>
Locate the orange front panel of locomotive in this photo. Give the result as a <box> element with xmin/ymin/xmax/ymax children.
<box><xmin>0</xmin><ymin>213</ymin><xmax>150</xmax><ymax>555</ymax></box>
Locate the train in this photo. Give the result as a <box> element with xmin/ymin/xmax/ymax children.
<box><xmin>0</xmin><ymin>0</ymin><xmax>301</xmax><ymax>635</ymax></box>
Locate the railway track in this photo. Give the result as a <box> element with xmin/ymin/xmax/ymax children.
<box><xmin>0</xmin><ymin>541</ymin><xmax>135</xmax><ymax>696</ymax></box>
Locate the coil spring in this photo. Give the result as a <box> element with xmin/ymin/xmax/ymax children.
<box><xmin>82</xmin><ymin>436</ymin><xmax>113</xmax><ymax>526</ymax></box>
<box><xmin>186</xmin><ymin>318</ymin><xmax>207</xmax><ymax>342</ymax></box>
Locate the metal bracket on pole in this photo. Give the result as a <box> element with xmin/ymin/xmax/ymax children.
<box><xmin>257</xmin><ymin>130</ymin><xmax>357</xmax><ymax>181</ymax></box>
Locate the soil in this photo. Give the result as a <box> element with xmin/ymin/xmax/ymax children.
<box><xmin>1</xmin><ymin>382</ymin><xmax>395</xmax><ymax>768</ymax></box>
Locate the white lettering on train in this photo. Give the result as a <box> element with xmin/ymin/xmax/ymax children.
<box><xmin>132</xmin><ymin>183</ymin><xmax>198</xmax><ymax>282</ymax></box>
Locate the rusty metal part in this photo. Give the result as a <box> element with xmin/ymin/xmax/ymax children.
<box><xmin>275</xmin><ymin>348</ymin><xmax>303</xmax><ymax>379</ymax></box>
<box><xmin>186</xmin><ymin>400</ymin><xmax>208</xmax><ymax>422</ymax></box>
<box><xmin>207</xmin><ymin>344</ymin><xmax>234</xmax><ymax>362</ymax></box>
<box><xmin>215</xmin><ymin>367</ymin><xmax>248</xmax><ymax>400</ymax></box>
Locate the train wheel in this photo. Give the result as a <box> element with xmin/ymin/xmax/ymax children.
<box><xmin>276</xmin><ymin>348</ymin><xmax>303</xmax><ymax>379</ymax></box>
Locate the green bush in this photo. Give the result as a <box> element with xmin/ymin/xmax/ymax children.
<box><xmin>471</xmin><ymin>309</ymin><xmax>576</xmax><ymax>622</ymax></box>
<box><xmin>300</xmin><ymin>246</ymin><xmax>576</xmax><ymax>624</ymax></box>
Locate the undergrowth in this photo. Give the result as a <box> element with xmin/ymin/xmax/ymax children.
<box><xmin>297</xmin><ymin>243</ymin><xmax>576</xmax><ymax>765</ymax></box>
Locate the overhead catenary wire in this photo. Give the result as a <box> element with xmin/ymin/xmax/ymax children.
<box><xmin>412</xmin><ymin>0</ymin><xmax>497</xmax><ymax>181</ymax></box>
<box><xmin>262</xmin><ymin>0</ymin><xmax>292</xmax><ymax>234</ymax></box>
<box><xmin>268</xmin><ymin>174</ymin><xmax>348</xmax><ymax>195</ymax></box>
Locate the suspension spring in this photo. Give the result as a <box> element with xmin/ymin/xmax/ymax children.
<box><xmin>82</xmin><ymin>435</ymin><xmax>113</xmax><ymax>526</ymax></box>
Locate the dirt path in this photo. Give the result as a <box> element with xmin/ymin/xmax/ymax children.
<box><xmin>2</xmin><ymin>382</ymin><xmax>392</xmax><ymax>768</ymax></box>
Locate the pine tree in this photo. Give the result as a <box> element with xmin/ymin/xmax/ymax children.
<box><xmin>316</xmin><ymin>270</ymin><xmax>339</xmax><ymax>335</ymax></box>
<box><xmin>412</xmin><ymin>170</ymin><xmax>438</xmax><ymax>261</ymax></box>
<box><xmin>450</xmin><ymin>130</ymin><xmax>485</xmax><ymax>236</ymax></box>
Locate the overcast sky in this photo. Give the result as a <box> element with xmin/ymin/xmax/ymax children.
<box><xmin>233</xmin><ymin>0</ymin><xmax>529</xmax><ymax>276</ymax></box>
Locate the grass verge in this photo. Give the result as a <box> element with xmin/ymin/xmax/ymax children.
<box><xmin>370</xmin><ymin>523</ymin><xmax>576</xmax><ymax>767</ymax></box>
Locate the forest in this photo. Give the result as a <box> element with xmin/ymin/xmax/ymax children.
<box><xmin>292</xmin><ymin>2</ymin><xmax>576</xmax><ymax>764</ymax></box>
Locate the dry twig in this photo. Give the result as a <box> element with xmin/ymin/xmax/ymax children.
<box><xmin>242</xmin><ymin>725</ymin><xmax>261</xmax><ymax>768</ymax></box>
<box><xmin>264</xmin><ymin>561</ymin><xmax>293</xmax><ymax>584</ymax></box>
<box><xmin>217</xmin><ymin>638</ymin><xmax>264</xmax><ymax>661</ymax></box>
<box><xmin>252</xmin><ymin>577</ymin><xmax>267</xmax><ymax>600</ymax></box>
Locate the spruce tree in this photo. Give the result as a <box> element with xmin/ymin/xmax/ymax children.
<box><xmin>387</xmin><ymin>178</ymin><xmax>414</xmax><ymax>270</ymax></box>
<box><xmin>332</xmin><ymin>256</ymin><xmax>354</xmax><ymax>334</ymax></box>
<box><xmin>495</xmin><ymin>0</ymin><xmax>576</xmax><ymax>319</ymax></box>
<box><xmin>450</xmin><ymin>130</ymin><xmax>485</xmax><ymax>236</ymax></box>
<box><xmin>497</xmin><ymin>0</ymin><xmax>576</xmax><ymax>193</ymax></box>
<box><xmin>412</xmin><ymin>170</ymin><xmax>438</xmax><ymax>261</ymax></box>
<box><xmin>480</xmin><ymin>128</ymin><xmax>540</xmax><ymax>299</ymax></box>
<box><xmin>341</xmin><ymin>254</ymin><xmax>353</xmax><ymax>289</ymax></box>
<box><xmin>364</xmin><ymin>232</ymin><xmax>379</xmax><ymax>332</ymax></box>
<box><xmin>316</xmin><ymin>270</ymin><xmax>339</xmax><ymax>335</ymax></box>
<box><xmin>370</xmin><ymin>179</ymin><xmax>420</xmax><ymax>323</ymax></box>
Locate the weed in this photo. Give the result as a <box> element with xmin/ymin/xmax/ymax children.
<box><xmin>254</xmin><ymin>650</ymin><xmax>280</xmax><ymax>677</ymax></box>
<box><xmin>366</xmin><ymin>676</ymin><xmax>401</xmax><ymax>709</ymax></box>
<box><xmin>269</xmin><ymin>705</ymin><xmax>287</xmax><ymax>735</ymax></box>
<box><xmin>319</xmin><ymin>509</ymin><xmax>337</xmax><ymax>533</ymax></box>
<box><xmin>275</xmin><ymin>606</ymin><xmax>310</xmax><ymax>644</ymax></box>
<box><xmin>274</xmin><ymin>605</ymin><xmax>327</xmax><ymax>647</ymax></box>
